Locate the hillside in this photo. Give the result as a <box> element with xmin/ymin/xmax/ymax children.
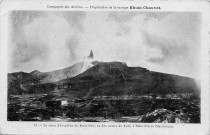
<box><xmin>55</xmin><ymin>62</ymin><xmax>200</xmax><ymax>98</ymax></box>
<box><xmin>8</xmin><ymin>61</ymin><xmax>100</xmax><ymax>94</ymax></box>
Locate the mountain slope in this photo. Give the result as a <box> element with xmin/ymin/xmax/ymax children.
<box><xmin>55</xmin><ymin>61</ymin><xmax>200</xmax><ymax>98</ymax></box>
<box><xmin>8</xmin><ymin>61</ymin><xmax>100</xmax><ymax>94</ymax></box>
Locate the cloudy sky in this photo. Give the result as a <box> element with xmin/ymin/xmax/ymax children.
<box><xmin>9</xmin><ymin>11</ymin><xmax>201</xmax><ymax>79</ymax></box>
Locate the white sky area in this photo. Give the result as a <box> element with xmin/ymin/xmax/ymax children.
<box><xmin>9</xmin><ymin>11</ymin><xmax>201</xmax><ymax>79</ymax></box>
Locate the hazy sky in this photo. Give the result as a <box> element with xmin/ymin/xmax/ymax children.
<box><xmin>9</xmin><ymin>11</ymin><xmax>201</xmax><ymax>78</ymax></box>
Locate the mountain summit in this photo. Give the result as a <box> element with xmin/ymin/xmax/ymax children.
<box><xmin>88</xmin><ymin>50</ymin><xmax>94</xmax><ymax>59</ymax></box>
<box><xmin>81</xmin><ymin>50</ymin><xmax>97</xmax><ymax>73</ymax></box>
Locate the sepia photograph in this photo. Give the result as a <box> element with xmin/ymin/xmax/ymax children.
<box><xmin>7</xmin><ymin>11</ymin><xmax>201</xmax><ymax>123</ymax></box>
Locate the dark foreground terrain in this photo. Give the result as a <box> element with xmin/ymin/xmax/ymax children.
<box><xmin>8</xmin><ymin>93</ymin><xmax>200</xmax><ymax>123</ymax></box>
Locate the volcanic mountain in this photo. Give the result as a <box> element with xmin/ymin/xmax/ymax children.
<box><xmin>8</xmin><ymin>50</ymin><xmax>200</xmax><ymax>96</ymax></box>
<box><xmin>54</xmin><ymin>61</ymin><xmax>200</xmax><ymax>98</ymax></box>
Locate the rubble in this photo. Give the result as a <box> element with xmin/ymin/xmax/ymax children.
<box><xmin>8</xmin><ymin>93</ymin><xmax>200</xmax><ymax>123</ymax></box>
<box><xmin>138</xmin><ymin>108</ymin><xmax>191</xmax><ymax>123</ymax></box>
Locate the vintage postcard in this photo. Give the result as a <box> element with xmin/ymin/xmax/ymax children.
<box><xmin>0</xmin><ymin>0</ymin><xmax>209</xmax><ymax>135</ymax></box>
